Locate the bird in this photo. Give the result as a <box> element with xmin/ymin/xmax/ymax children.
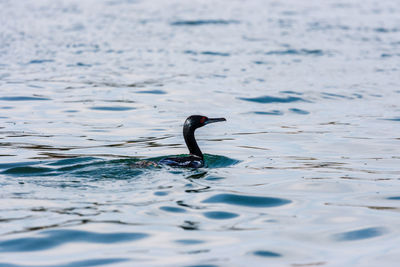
<box><xmin>158</xmin><ymin>115</ymin><xmax>226</xmax><ymax>168</ymax></box>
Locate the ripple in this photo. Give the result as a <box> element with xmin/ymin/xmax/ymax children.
<box><xmin>89</xmin><ymin>106</ymin><xmax>135</xmax><ymax>111</ymax></box>
<box><xmin>239</xmin><ymin>95</ymin><xmax>307</xmax><ymax>104</ymax></box>
<box><xmin>383</xmin><ymin>117</ymin><xmax>400</xmax><ymax>122</ymax></box>
<box><xmin>2</xmin><ymin>166</ymin><xmax>54</xmax><ymax>175</ymax></box>
<box><xmin>289</xmin><ymin>108</ymin><xmax>310</xmax><ymax>115</ymax></box>
<box><xmin>203</xmin><ymin>211</ymin><xmax>239</xmax><ymax>220</ymax></box>
<box><xmin>333</xmin><ymin>227</ymin><xmax>387</xmax><ymax>241</ymax></box>
<box><xmin>0</xmin><ymin>96</ymin><xmax>51</xmax><ymax>101</ymax></box>
<box><xmin>74</xmin><ymin>62</ymin><xmax>92</xmax><ymax>67</ymax></box>
<box><xmin>149</xmin><ymin>154</ymin><xmax>239</xmax><ymax>169</ymax></box>
<box><xmin>171</xmin><ymin>19</ymin><xmax>239</xmax><ymax>26</ymax></box>
<box><xmin>154</xmin><ymin>191</ymin><xmax>169</xmax><ymax>196</ymax></box>
<box><xmin>175</xmin><ymin>239</ymin><xmax>205</xmax><ymax>245</ymax></box>
<box><xmin>253</xmin><ymin>60</ymin><xmax>270</xmax><ymax>65</ymax></box>
<box><xmin>180</xmin><ymin>221</ymin><xmax>199</xmax><ymax>231</ymax></box>
<box><xmin>47</xmin><ymin>157</ymin><xmax>97</xmax><ymax>166</ymax></box>
<box><xmin>203</xmin><ymin>154</ymin><xmax>240</xmax><ymax>168</ymax></box>
<box><xmin>160</xmin><ymin>206</ymin><xmax>187</xmax><ymax>213</ymax></box>
<box><xmin>202</xmin><ymin>193</ymin><xmax>291</xmax><ymax>207</ymax></box>
<box><xmin>204</xmin><ymin>176</ymin><xmax>225</xmax><ymax>181</ymax></box>
<box><xmin>0</xmin><ymin>258</ymin><xmax>130</xmax><ymax>267</ymax></box>
<box><xmin>0</xmin><ymin>1</ymin><xmax>398</xmax><ymax>266</ymax></box>
<box><xmin>70</xmin><ymin>160</ymin><xmax>144</xmax><ymax>179</ymax></box>
<box><xmin>374</xmin><ymin>27</ymin><xmax>399</xmax><ymax>33</ymax></box>
<box><xmin>28</xmin><ymin>59</ymin><xmax>54</xmax><ymax>64</ymax></box>
<box><xmin>0</xmin><ymin>161</ymin><xmax>41</xmax><ymax>170</ymax></box>
<box><xmin>136</xmin><ymin>89</ymin><xmax>166</xmax><ymax>94</ymax></box>
<box><xmin>201</xmin><ymin>51</ymin><xmax>230</xmax><ymax>57</ymax></box>
<box><xmin>253</xmin><ymin>250</ymin><xmax>282</xmax><ymax>257</ymax></box>
<box><xmin>321</xmin><ymin>92</ymin><xmax>353</xmax><ymax>99</ymax></box>
<box><xmin>184</xmin><ymin>50</ymin><xmax>230</xmax><ymax>57</ymax></box>
<box><xmin>2</xmin><ymin>158</ymin><xmax>145</xmax><ymax>179</ymax></box>
<box><xmin>0</xmin><ymin>229</ymin><xmax>148</xmax><ymax>252</ymax></box>
<box><xmin>184</xmin><ymin>50</ymin><xmax>198</xmax><ymax>55</ymax></box>
<box><xmin>280</xmin><ymin>90</ymin><xmax>303</xmax><ymax>95</ymax></box>
<box><xmin>253</xmin><ymin>110</ymin><xmax>283</xmax><ymax>115</ymax></box>
<box><xmin>265</xmin><ymin>49</ymin><xmax>324</xmax><ymax>56</ymax></box>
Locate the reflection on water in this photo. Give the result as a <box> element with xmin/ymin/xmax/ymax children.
<box><xmin>1</xmin><ymin>0</ymin><xmax>400</xmax><ymax>266</ymax></box>
<box><xmin>253</xmin><ymin>250</ymin><xmax>282</xmax><ymax>258</ymax></box>
<box><xmin>0</xmin><ymin>229</ymin><xmax>148</xmax><ymax>252</ymax></box>
<box><xmin>333</xmin><ymin>227</ymin><xmax>387</xmax><ymax>242</ymax></box>
<box><xmin>239</xmin><ymin>95</ymin><xmax>307</xmax><ymax>104</ymax></box>
<box><xmin>0</xmin><ymin>258</ymin><xmax>130</xmax><ymax>267</ymax></box>
<box><xmin>203</xmin><ymin>211</ymin><xmax>239</xmax><ymax>220</ymax></box>
<box><xmin>202</xmin><ymin>194</ymin><xmax>291</xmax><ymax>208</ymax></box>
<box><xmin>0</xmin><ymin>96</ymin><xmax>51</xmax><ymax>101</ymax></box>
<box><xmin>170</xmin><ymin>19</ymin><xmax>240</xmax><ymax>26</ymax></box>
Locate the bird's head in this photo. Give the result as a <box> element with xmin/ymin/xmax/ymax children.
<box><xmin>184</xmin><ymin>115</ymin><xmax>226</xmax><ymax>131</ymax></box>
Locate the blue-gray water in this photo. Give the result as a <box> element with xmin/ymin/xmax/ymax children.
<box><xmin>1</xmin><ymin>0</ymin><xmax>400</xmax><ymax>266</ymax></box>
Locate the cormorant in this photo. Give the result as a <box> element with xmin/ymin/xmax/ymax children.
<box><xmin>158</xmin><ymin>115</ymin><xmax>226</xmax><ymax>168</ymax></box>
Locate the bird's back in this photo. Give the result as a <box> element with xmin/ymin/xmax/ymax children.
<box><xmin>158</xmin><ymin>155</ymin><xmax>204</xmax><ymax>168</ymax></box>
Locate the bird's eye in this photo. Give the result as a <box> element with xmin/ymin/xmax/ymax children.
<box><xmin>200</xmin><ymin>117</ymin><xmax>206</xmax><ymax>124</ymax></box>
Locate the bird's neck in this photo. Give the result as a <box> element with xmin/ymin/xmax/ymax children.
<box><xmin>183</xmin><ymin>126</ymin><xmax>203</xmax><ymax>159</ymax></box>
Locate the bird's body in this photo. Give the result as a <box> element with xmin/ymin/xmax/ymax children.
<box><xmin>158</xmin><ymin>155</ymin><xmax>203</xmax><ymax>168</ymax></box>
<box><xmin>158</xmin><ymin>115</ymin><xmax>226</xmax><ymax>168</ymax></box>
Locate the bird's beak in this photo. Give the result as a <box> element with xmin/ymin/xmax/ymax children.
<box><xmin>205</xmin><ymin>117</ymin><xmax>226</xmax><ymax>124</ymax></box>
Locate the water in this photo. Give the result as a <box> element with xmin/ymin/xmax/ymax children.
<box><xmin>1</xmin><ymin>0</ymin><xmax>400</xmax><ymax>266</ymax></box>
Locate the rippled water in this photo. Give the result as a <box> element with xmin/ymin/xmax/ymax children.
<box><xmin>1</xmin><ymin>0</ymin><xmax>400</xmax><ymax>266</ymax></box>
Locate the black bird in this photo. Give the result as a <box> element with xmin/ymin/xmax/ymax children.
<box><xmin>158</xmin><ymin>115</ymin><xmax>226</xmax><ymax>168</ymax></box>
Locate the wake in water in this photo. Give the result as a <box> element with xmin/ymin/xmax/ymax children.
<box><xmin>1</xmin><ymin>154</ymin><xmax>240</xmax><ymax>179</ymax></box>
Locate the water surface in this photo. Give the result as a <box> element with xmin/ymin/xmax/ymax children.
<box><xmin>1</xmin><ymin>0</ymin><xmax>400</xmax><ymax>266</ymax></box>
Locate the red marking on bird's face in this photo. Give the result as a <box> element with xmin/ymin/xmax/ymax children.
<box><xmin>200</xmin><ymin>117</ymin><xmax>206</xmax><ymax>124</ymax></box>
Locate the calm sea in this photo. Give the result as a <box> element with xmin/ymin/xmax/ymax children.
<box><xmin>1</xmin><ymin>0</ymin><xmax>399</xmax><ymax>266</ymax></box>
